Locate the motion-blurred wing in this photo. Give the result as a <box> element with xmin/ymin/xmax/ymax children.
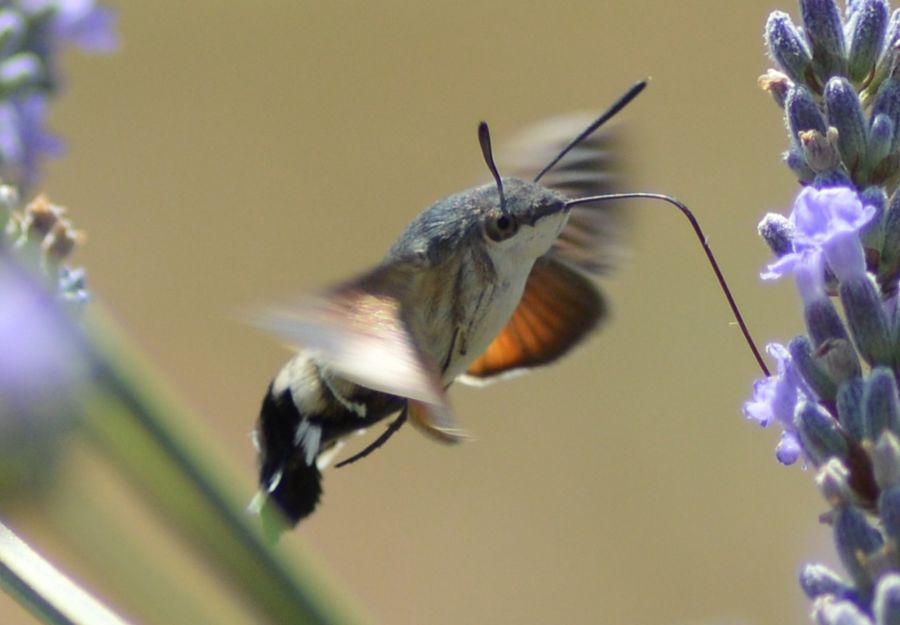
<box><xmin>461</xmin><ymin>258</ymin><xmax>606</xmax><ymax>383</ymax></box>
<box><xmin>251</xmin><ymin>262</ymin><xmax>466</xmax><ymax>442</ymax></box>
<box><xmin>461</xmin><ymin>112</ymin><xmax>628</xmax><ymax>383</ymax></box>
<box><xmin>499</xmin><ymin>112</ymin><xmax>629</xmax><ymax>275</ymax></box>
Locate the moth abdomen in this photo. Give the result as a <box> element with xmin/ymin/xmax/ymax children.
<box><xmin>255</xmin><ymin>383</ymin><xmax>324</xmax><ymax>524</ymax></box>
<box><xmin>254</xmin><ymin>353</ymin><xmax>406</xmax><ymax>526</ymax></box>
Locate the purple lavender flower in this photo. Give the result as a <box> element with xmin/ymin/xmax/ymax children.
<box><xmin>743</xmin><ymin>343</ymin><xmax>812</xmax><ymax>465</ymax></box>
<box><xmin>791</xmin><ymin>249</ymin><xmax>828</xmax><ymax>303</ymax></box>
<box><xmin>0</xmin><ymin>1</ymin><xmax>116</xmax><ymax>189</ymax></box>
<box><xmin>762</xmin><ymin>186</ymin><xmax>874</xmax><ymax>283</ymax></box>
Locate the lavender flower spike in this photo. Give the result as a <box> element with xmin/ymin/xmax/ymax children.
<box><xmin>748</xmin><ymin>2</ymin><xmax>900</xmax><ymax>622</ymax></box>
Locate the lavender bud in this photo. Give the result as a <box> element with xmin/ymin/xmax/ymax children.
<box><xmin>819</xmin><ymin>458</ymin><xmax>858</xmax><ymax>505</ymax></box>
<box><xmin>833</xmin><ymin>504</ymin><xmax>884</xmax><ymax>588</ymax></box>
<box><xmin>800</xmin><ymin>563</ymin><xmax>860</xmax><ymax>602</ymax></box>
<box><xmin>873</xmin><ymin>9</ymin><xmax>900</xmax><ymax>84</ymax></box>
<box><xmin>0</xmin><ymin>53</ymin><xmax>41</xmax><ymax>97</ymax></box>
<box><xmin>806</xmin><ymin>296</ymin><xmax>852</xmax><ymax>346</ymax></box>
<box><xmin>797</xmin><ymin>401</ymin><xmax>850</xmax><ymax>465</ymax></box>
<box><xmin>869</xmin><ymin>113</ymin><xmax>895</xmax><ymax>169</ymax></box>
<box><xmin>758</xmin><ymin>212</ymin><xmax>795</xmax><ymax>256</ymax></box>
<box><xmin>872</xmin><ymin>79</ymin><xmax>900</xmax><ymax>151</ymax></box>
<box><xmin>813</xmin><ymin>597</ymin><xmax>874</xmax><ymax>625</ymax></box>
<box><xmin>860</xmin><ymin>186</ymin><xmax>887</xmax><ymax>251</ymax></box>
<box><xmin>863</xmin><ymin>367</ymin><xmax>900</xmax><ymax>440</ymax></box>
<box><xmin>816</xmin><ymin>338</ymin><xmax>864</xmax><ymax>385</ymax></box>
<box><xmin>874</xmin><ymin>575</ymin><xmax>900</xmax><ymax>625</ymax></box>
<box><xmin>766</xmin><ymin>11</ymin><xmax>817</xmax><ymax>87</ymax></box>
<box><xmin>879</xmin><ymin>485</ymin><xmax>900</xmax><ymax>542</ymax></box>
<box><xmin>802</xmin><ymin>0</ymin><xmax>849</xmax><ymax>79</ymax></box>
<box><xmin>792</xmin><ymin>335</ymin><xmax>839</xmax><ymax>401</ymax></box>
<box><xmin>890</xmin><ymin>302</ymin><xmax>900</xmax><ymax>360</ymax></box>
<box><xmin>848</xmin><ymin>0</ymin><xmax>889</xmax><ymax>83</ymax></box>
<box><xmin>882</xmin><ymin>190</ymin><xmax>900</xmax><ymax>276</ymax></box>
<box><xmin>788</xmin><ymin>86</ymin><xmax>830</xmax><ymax>144</ymax></box>
<box><xmin>838</xmin><ymin>378</ymin><xmax>867</xmax><ymax>442</ymax></box>
<box><xmin>802</xmin><ymin>128</ymin><xmax>844</xmax><ymax>172</ymax></box>
<box><xmin>826</xmin><ymin>78</ymin><xmax>869</xmax><ymax>172</ymax></box>
<box><xmin>888</xmin><ymin>9</ymin><xmax>900</xmax><ymax>52</ymax></box>
<box><xmin>872</xmin><ymin>431</ymin><xmax>900</xmax><ymax>490</ymax></box>
<box><xmin>839</xmin><ymin>275</ymin><xmax>893</xmax><ymax>366</ymax></box>
<box><xmin>0</xmin><ymin>10</ymin><xmax>24</xmax><ymax>59</ymax></box>
<box><xmin>788</xmin><ymin>147</ymin><xmax>818</xmax><ymax>182</ymax></box>
<box><xmin>759</xmin><ymin>69</ymin><xmax>794</xmax><ymax>108</ymax></box>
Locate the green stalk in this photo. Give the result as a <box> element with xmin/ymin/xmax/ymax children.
<box><xmin>0</xmin><ymin>519</ymin><xmax>135</xmax><ymax>625</ymax></box>
<box><xmin>80</xmin><ymin>309</ymin><xmax>368</xmax><ymax>625</ymax></box>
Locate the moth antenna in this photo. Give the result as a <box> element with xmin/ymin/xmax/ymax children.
<box><xmin>533</xmin><ymin>79</ymin><xmax>648</xmax><ymax>183</ymax></box>
<box><xmin>564</xmin><ymin>192</ymin><xmax>771</xmax><ymax>377</ymax></box>
<box><xmin>478</xmin><ymin>121</ymin><xmax>507</xmax><ymax>214</ymax></box>
<box><xmin>335</xmin><ymin>409</ymin><xmax>407</xmax><ymax>468</ymax></box>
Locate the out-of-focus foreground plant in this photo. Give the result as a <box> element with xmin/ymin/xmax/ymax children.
<box><xmin>0</xmin><ymin>2</ymin><xmax>368</xmax><ymax>624</ymax></box>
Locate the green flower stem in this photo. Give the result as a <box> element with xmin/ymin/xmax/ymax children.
<box><xmin>80</xmin><ymin>309</ymin><xmax>368</xmax><ymax>625</ymax></box>
<box><xmin>0</xmin><ymin>519</ymin><xmax>135</xmax><ymax>625</ymax></box>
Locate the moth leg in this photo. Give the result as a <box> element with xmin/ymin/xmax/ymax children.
<box><xmin>335</xmin><ymin>407</ymin><xmax>408</xmax><ymax>468</ymax></box>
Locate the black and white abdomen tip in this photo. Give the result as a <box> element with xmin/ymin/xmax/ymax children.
<box><xmin>254</xmin><ymin>381</ymin><xmax>324</xmax><ymax>525</ymax></box>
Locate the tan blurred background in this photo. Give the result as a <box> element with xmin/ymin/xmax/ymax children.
<box><xmin>0</xmin><ymin>1</ymin><xmax>838</xmax><ymax>624</ymax></box>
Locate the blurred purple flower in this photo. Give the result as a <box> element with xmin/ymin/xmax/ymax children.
<box><xmin>0</xmin><ymin>94</ymin><xmax>62</xmax><ymax>189</ymax></box>
<box><xmin>0</xmin><ymin>255</ymin><xmax>89</xmax><ymax>493</ymax></box>
<box><xmin>0</xmin><ymin>257</ymin><xmax>84</xmax><ymax>399</ymax></box>
<box><xmin>0</xmin><ymin>1</ymin><xmax>116</xmax><ymax>189</ymax></box>
<box><xmin>40</xmin><ymin>0</ymin><xmax>117</xmax><ymax>52</ymax></box>
<box><xmin>18</xmin><ymin>0</ymin><xmax>117</xmax><ymax>61</ymax></box>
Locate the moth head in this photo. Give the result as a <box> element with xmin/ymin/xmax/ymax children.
<box><xmin>476</xmin><ymin>122</ymin><xmax>569</xmax><ymax>261</ymax></box>
<box><xmin>477</xmin><ymin>178</ymin><xmax>569</xmax><ymax>260</ymax></box>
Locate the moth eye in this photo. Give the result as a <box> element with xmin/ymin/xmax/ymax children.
<box><xmin>484</xmin><ymin>212</ymin><xmax>519</xmax><ymax>242</ymax></box>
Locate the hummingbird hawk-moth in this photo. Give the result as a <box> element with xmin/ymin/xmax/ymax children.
<box><xmin>250</xmin><ymin>82</ymin><xmax>645</xmax><ymax>529</ymax></box>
